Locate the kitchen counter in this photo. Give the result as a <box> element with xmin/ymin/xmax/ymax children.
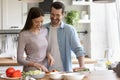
<box><xmin>0</xmin><ymin>70</ymin><xmax>119</xmax><ymax>80</ymax></box>
<box><xmin>0</xmin><ymin>57</ymin><xmax>97</xmax><ymax>66</ymax></box>
<box><xmin>72</xmin><ymin>58</ymin><xmax>97</xmax><ymax>64</ymax></box>
<box><xmin>0</xmin><ymin>57</ymin><xmax>20</xmax><ymax>66</ymax></box>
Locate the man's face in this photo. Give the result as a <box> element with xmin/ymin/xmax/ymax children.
<box><xmin>50</xmin><ymin>7</ymin><xmax>64</xmax><ymax>27</ymax></box>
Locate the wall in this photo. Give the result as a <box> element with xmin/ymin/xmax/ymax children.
<box><xmin>106</xmin><ymin>3</ymin><xmax>120</xmax><ymax>61</ymax></box>
<box><xmin>91</xmin><ymin>3</ymin><xmax>107</xmax><ymax>59</ymax></box>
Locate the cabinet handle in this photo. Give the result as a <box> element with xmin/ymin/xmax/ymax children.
<box><xmin>11</xmin><ymin>26</ymin><xmax>19</xmax><ymax>29</ymax></box>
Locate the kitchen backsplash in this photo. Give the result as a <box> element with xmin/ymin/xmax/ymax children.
<box><xmin>0</xmin><ymin>34</ymin><xmax>18</xmax><ymax>57</ymax></box>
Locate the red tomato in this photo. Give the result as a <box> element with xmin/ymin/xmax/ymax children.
<box><xmin>12</xmin><ymin>70</ymin><xmax>22</xmax><ymax>78</ymax></box>
<box><xmin>52</xmin><ymin>70</ymin><xmax>58</xmax><ymax>72</ymax></box>
<box><xmin>6</xmin><ymin>67</ymin><xmax>15</xmax><ymax>77</ymax></box>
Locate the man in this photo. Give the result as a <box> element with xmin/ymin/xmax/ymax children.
<box><xmin>44</xmin><ymin>1</ymin><xmax>85</xmax><ymax>72</ymax></box>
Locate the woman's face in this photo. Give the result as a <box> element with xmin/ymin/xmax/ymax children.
<box><xmin>32</xmin><ymin>16</ymin><xmax>44</xmax><ymax>30</ymax></box>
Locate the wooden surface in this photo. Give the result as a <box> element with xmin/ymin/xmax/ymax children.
<box><xmin>72</xmin><ymin>58</ymin><xmax>97</xmax><ymax>64</ymax></box>
<box><xmin>0</xmin><ymin>57</ymin><xmax>97</xmax><ymax>66</ymax></box>
<box><xmin>0</xmin><ymin>57</ymin><xmax>20</xmax><ymax>66</ymax></box>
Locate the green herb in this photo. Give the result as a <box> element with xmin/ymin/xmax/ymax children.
<box><xmin>65</xmin><ymin>10</ymin><xmax>80</xmax><ymax>25</ymax></box>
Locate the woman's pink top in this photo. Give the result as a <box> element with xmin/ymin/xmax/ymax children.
<box><xmin>17</xmin><ymin>27</ymin><xmax>48</xmax><ymax>72</ymax></box>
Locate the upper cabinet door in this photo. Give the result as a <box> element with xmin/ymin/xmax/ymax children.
<box><xmin>2</xmin><ymin>0</ymin><xmax>27</xmax><ymax>30</ymax></box>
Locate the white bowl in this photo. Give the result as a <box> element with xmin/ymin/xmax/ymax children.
<box><xmin>63</xmin><ymin>72</ymin><xmax>85</xmax><ymax>80</ymax></box>
<box><xmin>49</xmin><ymin>72</ymin><xmax>63</xmax><ymax>79</ymax></box>
<box><xmin>30</xmin><ymin>72</ymin><xmax>45</xmax><ymax>79</ymax></box>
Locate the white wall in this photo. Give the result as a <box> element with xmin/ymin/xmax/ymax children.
<box><xmin>91</xmin><ymin>3</ymin><xmax>107</xmax><ymax>59</ymax></box>
<box><xmin>106</xmin><ymin>3</ymin><xmax>120</xmax><ymax>61</ymax></box>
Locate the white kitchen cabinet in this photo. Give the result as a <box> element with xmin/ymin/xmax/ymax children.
<box><xmin>71</xmin><ymin>0</ymin><xmax>92</xmax><ymax>57</ymax></box>
<box><xmin>1</xmin><ymin>0</ymin><xmax>27</xmax><ymax>30</ymax></box>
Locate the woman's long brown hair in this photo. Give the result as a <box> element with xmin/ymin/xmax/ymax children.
<box><xmin>21</xmin><ymin>7</ymin><xmax>44</xmax><ymax>32</ymax></box>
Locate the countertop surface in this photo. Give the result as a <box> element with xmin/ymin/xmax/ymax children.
<box><xmin>0</xmin><ymin>57</ymin><xmax>97</xmax><ymax>66</ymax></box>
<box><xmin>72</xmin><ymin>57</ymin><xmax>97</xmax><ymax>64</ymax></box>
<box><xmin>32</xmin><ymin>70</ymin><xmax>120</xmax><ymax>80</ymax></box>
<box><xmin>0</xmin><ymin>70</ymin><xmax>118</xmax><ymax>80</ymax></box>
<box><xmin>0</xmin><ymin>57</ymin><xmax>20</xmax><ymax>66</ymax></box>
<box><xmin>42</xmin><ymin>70</ymin><xmax>120</xmax><ymax>80</ymax></box>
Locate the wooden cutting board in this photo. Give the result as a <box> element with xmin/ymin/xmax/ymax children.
<box><xmin>0</xmin><ymin>57</ymin><xmax>20</xmax><ymax>66</ymax></box>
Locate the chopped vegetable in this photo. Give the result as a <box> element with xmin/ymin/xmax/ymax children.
<box><xmin>23</xmin><ymin>70</ymin><xmax>42</xmax><ymax>76</ymax></box>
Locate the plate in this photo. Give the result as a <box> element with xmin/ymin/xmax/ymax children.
<box><xmin>49</xmin><ymin>72</ymin><xmax>63</xmax><ymax>79</ymax></box>
<box><xmin>63</xmin><ymin>72</ymin><xmax>85</xmax><ymax>80</ymax></box>
<box><xmin>0</xmin><ymin>74</ymin><xmax>21</xmax><ymax>80</ymax></box>
<box><xmin>30</xmin><ymin>72</ymin><xmax>45</xmax><ymax>79</ymax></box>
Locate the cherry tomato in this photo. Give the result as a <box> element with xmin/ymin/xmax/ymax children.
<box><xmin>12</xmin><ymin>70</ymin><xmax>22</xmax><ymax>78</ymax></box>
<box><xmin>6</xmin><ymin>67</ymin><xmax>15</xmax><ymax>77</ymax></box>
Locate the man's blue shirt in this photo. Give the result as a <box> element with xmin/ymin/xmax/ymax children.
<box><xmin>44</xmin><ymin>22</ymin><xmax>85</xmax><ymax>72</ymax></box>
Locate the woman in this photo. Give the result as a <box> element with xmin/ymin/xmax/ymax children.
<box><xmin>17</xmin><ymin>7</ymin><xmax>54</xmax><ymax>72</ymax></box>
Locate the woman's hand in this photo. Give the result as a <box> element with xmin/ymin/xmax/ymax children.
<box><xmin>47</xmin><ymin>54</ymin><xmax>55</xmax><ymax>66</ymax></box>
<box><xmin>34</xmin><ymin>63</ymin><xmax>48</xmax><ymax>72</ymax></box>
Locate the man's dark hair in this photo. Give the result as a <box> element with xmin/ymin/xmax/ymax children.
<box><xmin>50</xmin><ymin>1</ymin><xmax>65</xmax><ymax>14</ymax></box>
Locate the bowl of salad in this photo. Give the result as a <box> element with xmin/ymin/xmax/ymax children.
<box><xmin>23</xmin><ymin>70</ymin><xmax>45</xmax><ymax>79</ymax></box>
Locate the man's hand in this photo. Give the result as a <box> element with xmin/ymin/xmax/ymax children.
<box><xmin>73</xmin><ymin>67</ymin><xmax>89</xmax><ymax>72</ymax></box>
<box><xmin>78</xmin><ymin>56</ymin><xmax>85</xmax><ymax>68</ymax></box>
